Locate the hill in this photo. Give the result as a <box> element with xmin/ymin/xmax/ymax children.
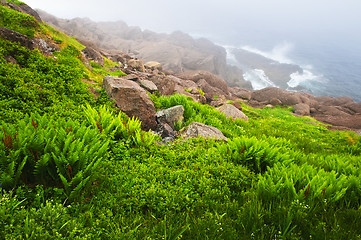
<box><xmin>1</xmin><ymin>1</ymin><xmax>361</xmax><ymax>239</ymax></box>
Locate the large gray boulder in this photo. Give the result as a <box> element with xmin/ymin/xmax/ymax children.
<box><xmin>180</xmin><ymin>122</ymin><xmax>227</xmax><ymax>141</ymax></box>
<box><xmin>216</xmin><ymin>104</ymin><xmax>249</xmax><ymax>122</ymax></box>
<box><xmin>103</xmin><ymin>76</ymin><xmax>157</xmax><ymax>130</ymax></box>
<box><xmin>156</xmin><ymin>105</ymin><xmax>184</xmax><ymax>129</ymax></box>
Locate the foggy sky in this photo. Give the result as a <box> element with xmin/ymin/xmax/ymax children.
<box><xmin>24</xmin><ymin>0</ymin><xmax>361</xmax><ymax>47</ymax></box>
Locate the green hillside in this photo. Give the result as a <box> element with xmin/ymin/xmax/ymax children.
<box><xmin>1</xmin><ymin>1</ymin><xmax>361</xmax><ymax>239</ymax></box>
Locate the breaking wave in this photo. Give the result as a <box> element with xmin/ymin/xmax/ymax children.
<box><xmin>243</xmin><ymin>69</ymin><xmax>276</xmax><ymax>90</ymax></box>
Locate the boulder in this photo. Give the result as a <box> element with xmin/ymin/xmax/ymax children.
<box><xmin>217</xmin><ymin>104</ymin><xmax>249</xmax><ymax>122</ymax></box>
<box><xmin>145</xmin><ymin>61</ymin><xmax>162</xmax><ymax>71</ymax></box>
<box><xmin>128</xmin><ymin>59</ymin><xmax>145</xmax><ymax>72</ymax></box>
<box><xmin>180</xmin><ymin>122</ymin><xmax>227</xmax><ymax>141</ymax></box>
<box><xmin>156</xmin><ymin>105</ymin><xmax>184</xmax><ymax>128</ymax></box>
<box><xmin>103</xmin><ymin>76</ymin><xmax>157</xmax><ymax>130</ymax></box>
<box><xmin>139</xmin><ymin>79</ymin><xmax>158</xmax><ymax>93</ymax></box>
<box><xmin>82</xmin><ymin>47</ymin><xmax>104</xmax><ymax>66</ymax></box>
<box><xmin>293</xmin><ymin>103</ymin><xmax>310</xmax><ymax>116</ymax></box>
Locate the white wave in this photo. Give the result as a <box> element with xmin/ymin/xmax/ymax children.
<box><xmin>287</xmin><ymin>70</ymin><xmax>328</xmax><ymax>88</ymax></box>
<box><xmin>241</xmin><ymin>42</ymin><xmax>295</xmax><ymax>64</ymax></box>
<box><xmin>243</xmin><ymin>69</ymin><xmax>276</xmax><ymax>90</ymax></box>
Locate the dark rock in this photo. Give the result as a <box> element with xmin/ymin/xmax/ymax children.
<box><xmin>0</xmin><ymin>27</ymin><xmax>33</xmax><ymax>49</ymax></box>
<box><xmin>155</xmin><ymin>122</ymin><xmax>175</xmax><ymax>141</ymax></box>
<box><xmin>180</xmin><ymin>122</ymin><xmax>227</xmax><ymax>141</ymax></box>
<box><xmin>103</xmin><ymin>76</ymin><xmax>157</xmax><ymax>130</ymax></box>
<box><xmin>4</xmin><ymin>55</ymin><xmax>18</xmax><ymax>64</ymax></box>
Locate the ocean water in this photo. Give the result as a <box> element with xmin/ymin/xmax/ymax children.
<box><xmin>223</xmin><ymin>41</ymin><xmax>361</xmax><ymax>102</ymax></box>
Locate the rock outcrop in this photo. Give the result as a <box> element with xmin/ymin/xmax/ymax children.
<box><xmin>102</xmin><ymin>76</ymin><xmax>157</xmax><ymax>130</ymax></box>
<box><xmin>36</xmin><ymin>11</ymin><xmax>251</xmax><ymax>89</ymax></box>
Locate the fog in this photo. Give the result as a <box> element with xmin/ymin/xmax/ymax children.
<box><xmin>24</xmin><ymin>0</ymin><xmax>361</xmax><ymax>46</ymax></box>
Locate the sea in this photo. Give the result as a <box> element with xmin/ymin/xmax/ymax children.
<box><xmin>197</xmin><ymin>33</ymin><xmax>361</xmax><ymax>102</ymax></box>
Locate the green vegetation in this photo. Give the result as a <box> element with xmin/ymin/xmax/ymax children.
<box><xmin>1</xmin><ymin>2</ymin><xmax>361</xmax><ymax>239</ymax></box>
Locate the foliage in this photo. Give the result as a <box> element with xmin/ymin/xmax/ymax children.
<box><xmin>0</xmin><ymin>5</ymin><xmax>38</xmax><ymax>38</ymax></box>
<box><xmin>0</xmin><ymin>111</ymin><xmax>109</xmax><ymax>201</ymax></box>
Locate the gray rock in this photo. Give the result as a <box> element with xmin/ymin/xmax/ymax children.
<box><xmin>128</xmin><ymin>59</ymin><xmax>145</xmax><ymax>72</ymax></box>
<box><xmin>139</xmin><ymin>80</ymin><xmax>158</xmax><ymax>93</ymax></box>
<box><xmin>156</xmin><ymin>105</ymin><xmax>184</xmax><ymax>128</ymax></box>
<box><xmin>181</xmin><ymin>122</ymin><xmax>227</xmax><ymax>141</ymax></box>
<box><xmin>103</xmin><ymin>76</ymin><xmax>157</xmax><ymax>130</ymax></box>
<box><xmin>217</xmin><ymin>104</ymin><xmax>249</xmax><ymax>122</ymax></box>
<box><xmin>0</xmin><ymin>27</ymin><xmax>33</xmax><ymax>49</ymax></box>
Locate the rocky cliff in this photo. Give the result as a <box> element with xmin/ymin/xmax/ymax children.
<box><xmin>37</xmin><ymin>10</ymin><xmax>251</xmax><ymax>89</ymax></box>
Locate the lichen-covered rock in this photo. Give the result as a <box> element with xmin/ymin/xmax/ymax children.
<box><xmin>217</xmin><ymin>104</ymin><xmax>249</xmax><ymax>122</ymax></box>
<box><xmin>128</xmin><ymin>59</ymin><xmax>145</xmax><ymax>72</ymax></box>
<box><xmin>103</xmin><ymin>76</ymin><xmax>157</xmax><ymax>130</ymax></box>
<box><xmin>156</xmin><ymin>105</ymin><xmax>184</xmax><ymax>129</ymax></box>
<box><xmin>181</xmin><ymin>122</ymin><xmax>227</xmax><ymax>141</ymax></box>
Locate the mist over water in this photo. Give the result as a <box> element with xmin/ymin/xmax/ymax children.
<box><xmin>221</xmin><ymin>38</ymin><xmax>361</xmax><ymax>102</ymax></box>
